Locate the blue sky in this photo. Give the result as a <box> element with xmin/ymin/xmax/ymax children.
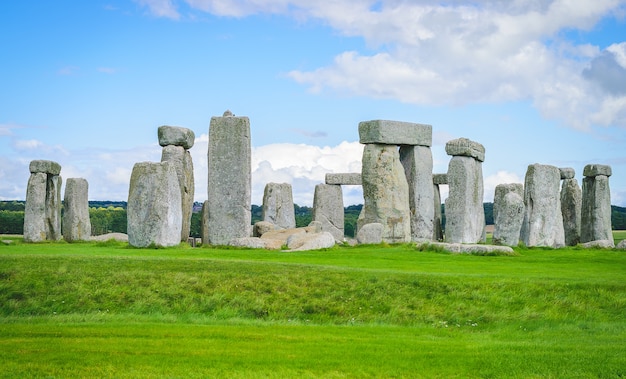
<box><xmin>1</xmin><ymin>0</ymin><xmax>626</xmax><ymax>207</ymax></box>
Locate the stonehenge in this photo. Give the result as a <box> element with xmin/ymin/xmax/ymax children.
<box><xmin>21</xmin><ymin>111</ymin><xmax>618</xmax><ymax>251</ymax></box>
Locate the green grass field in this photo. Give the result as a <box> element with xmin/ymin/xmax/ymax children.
<box><xmin>1</xmin><ymin>237</ymin><xmax>625</xmax><ymax>378</ymax></box>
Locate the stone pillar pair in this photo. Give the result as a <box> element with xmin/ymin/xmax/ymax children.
<box><xmin>24</xmin><ymin>160</ymin><xmax>63</xmax><ymax>242</ymax></box>
<box><xmin>581</xmin><ymin>164</ymin><xmax>613</xmax><ymax>245</ymax></box>
<box><xmin>358</xmin><ymin>120</ymin><xmax>434</xmax><ymax>243</ymax></box>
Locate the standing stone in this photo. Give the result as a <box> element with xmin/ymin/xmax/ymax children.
<box><xmin>62</xmin><ymin>178</ymin><xmax>91</xmax><ymax>242</ymax></box>
<box><xmin>127</xmin><ymin>161</ymin><xmax>182</xmax><ymax>247</ymax></box>
<box><xmin>262</xmin><ymin>182</ymin><xmax>296</xmax><ymax>229</ymax></box>
<box><xmin>520</xmin><ymin>164</ymin><xmax>565</xmax><ymax>248</ymax></box>
<box><xmin>444</xmin><ymin>139</ymin><xmax>485</xmax><ymax>244</ymax></box>
<box><xmin>581</xmin><ymin>164</ymin><xmax>613</xmax><ymax>245</ymax></box>
<box><xmin>24</xmin><ymin>160</ymin><xmax>62</xmax><ymax>242</ymax></box>
<box><xmin>312</xmin><ymin>184</ymin><xmax>344</xmax><ymax>242</ymax></box>
<box><xmin>359</xmin><ymin>144</ymin><xmax>411</xmax><ymax>243</ymax></box>
<box><xmin>400</xmin><ymin>145</ymin><xmax>434</xmax><ymax>241</ymax></box>
<box><xmin>492</xmin><ymin>183</ymin><xmax>524</xmax><ymax>246</ymax></box>
<box><xmin>432</xmin><ymin>174</ymin><xmax>447</xmax><ymax>241</ymax></box>
<box><xmin>207</xmin><ymin>112</ymin><xmax>251</xmax><ymax>245</ymax></box>
<box><xmin>161</xmin><ymin>144</ymin><xmax>195</xmax><ymax>241</ymax></box>
<box><xmin>560</xmin><ymin>168</ymin><xmax>582</xmax><ymax>246</ymax></box>
<box><xmin>201</xmin><ymin>200</ymin><xmax>209</xmax><ymax>245</ymax></box>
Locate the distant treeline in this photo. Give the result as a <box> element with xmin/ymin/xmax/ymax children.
<box><xmin>2</xmin><ymin>201</ymin><xmax>626</xmax><ymax>236</ymax></box>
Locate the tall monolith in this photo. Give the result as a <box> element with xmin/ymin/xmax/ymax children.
<box><xmin>262</xmin><ymin>182</ymin><xmax>296</xmax><ymax>229</ymax></box>
<box><xmin>581</xmin><ymin>164</ymin><xmax>613</xmax><ymax>245</ymax></box>
<box><xmin>207</xmin><ymin>111</ymin><xmax>251</xmax><ymax>245</ymax></box>
<box><xmin>520</xmin><ymin>164</ymin><xmax>565</xmax><ymax>248</ymax></box>
<box><xmin>559</xmin><ymin>168</ymin><xmax>581</xmax><ymax>246</ymax></box>
<box><xmin>62</xmin><ymin>178</ymin><xmax>91</xmax><ymax>242</ymax></box>
<box><xmin>127</xmin><ymin>161</ymin><xmax>182</xmax><ymax>247</ymax></box>
<box><xmin>312</xmin><ymin>183</ymin><xmax>344</xmax><ymax>242</ymax></box>
<box><xmin>492</xmin><ymin>183</ymin><xmax>524</xmax><ymax>246</ymax></box>
<box><xmin>24</xmin><ymin>160</ymin><xmax>62</xmax><ymax>242</ymax></box>
<box><xmin>432</xmin><ymin>174</ymin><xmax>447</xmax><ymax>241</ymax></box>
<box><xmin>400</xmin><ymin>145</ymin><xmax>434</xmax><ymax>240</ymax></box>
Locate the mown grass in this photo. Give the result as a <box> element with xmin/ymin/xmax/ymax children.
<box><xmin>1</xmin><ymin>238</ymin><xmax>625</xmax><ymax>378</ymax></box>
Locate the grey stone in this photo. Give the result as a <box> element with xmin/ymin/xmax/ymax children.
<box><xmin>400</xmin><ymin>145</ymin><xmax>434</xmax><ymax>240</ymax></box>
<box><xmin>312</xmin><ymin>184</ymin><xmax>344</xmax><ymax>242</ymax></box>
<box><xmin>520</xmin><ymin>164</ymin><xmax>565</xmax><ymax>248</ymax></box>
<box><xmin>356</xmin><ymin>223</ymin><xmax>384</xmax><ymax>244</ymax></box>
<box><xmin>306</xmin><ymin>221</ymin><xmax>323</xmax><ymax>233</ymax></box>
<box><xmin>581</xmin><ymin>174</ymin><xmax>613</xmax><ymax>245</ymax></box>
<box><xmin>62</xmin><ymin>178</ymin><xmax>91</xmax><ymax>242</ymax></box>
<box><xmin>561</xmin><ymin>178</ymin><xmax>582</xmax><ymax>246</ymax></box>
<box><xmin>492</xmin><ymin>183</ymin><xmax>524</xmax><ymax>246</ymax></box>
<box><xmin>433</xmin><ymin>184</ymin><xmax>443</xmax><ymax>241</ymax></box>
<box><xmin>616</xmin><ymin>240</ymin><xmax>626</xmax><ymax>249</ymax></box>
<box><xmin>158</xmin><ymin>125</ymin><xmax>195</xmax><ymax>149</ymax></box>
<box><xmin>445</xmin><ymin>156</ymin><xmax>485</xmax><ymax>244</ymax></box>
<box><xmin>29</xmin><ymin>160</ymin><xmax>61</xmax><ymax>175</ymax></box>
<box><xmin>559</xmin><ymin>167</ymin><xmax>575</xmax><ymax>180</ymax></box>
<box><xmin>445</xmin><ymin>138</ymin><xmax>485</xmax><ymax>162</ymax></box>
<box><xmin>358</xmin><ymin>120</ymin><xmax>432</xmax><ymax>146</ymax></box>
<box><xmin>253</xmin><ymin>221</ymin><xmax>276</xmax><ymax>237</ymax></box>
<box><xmin>262</xmin><ymin>182</ymin><xmax>296</xmax><ymax>229</ymax></box>
<box><xmin>418</xmin><ymin>241</ymin><xmax>515</xmax><ymax>255</ymax></box>
<box><xmin>358</xmin><ymin>144</ymin><xmax>411</xmax><ymax>243</ymax></box>
<box><xmin>583</xmin><ymin>164</ymin><xmax>612</xmax><ymax>178</ymax></box>
<box><xmin>325</xmin><ymin>173</ymin><xmax>362</xmax><ymax>185</ymax></box>
<box><xmin>580</xmin><ymin>240</ymin><xmax>615</xmax><ymax>249</ymax></box>
<box><xmin>229</xmin><ymin>237</ymin><xmax>269</xmax><ymax>249</ymax></box>
<box><xmin>161</xmin><ymin>145</ymin><xmax>195</xmax><ymax>241</ymax></box>
<box><xmin>201</xmin><ymin>200</ymin><xmax>209</xmax><ymax>245</ymax></box>
<box><xmin>432</xmin><ymin>173</ymin><xmax>448</xmax><ymax>185</ymax></box>
<box><xmin>90</xmin><ymin>232</ymin><xmax>128</xmax><ymax>242</ymax></box>
<box><xmin>207</xmin><ymin>114</ymin><xmax>251</xmax><ymax>245</ymax></box>
<box><xmin>23</xmin><ymin>172</ymin><xmax>48</xmax><ymax>242</ymax></box>
<box><xmin>127</xmin><ymin>161</ymin><xmax>182</xmax><ymax>248</ymax></box>
<box><xmin>287</xmin><ymin>231</ymin><xmax>336</xmax><ymax>251</ymax></box>
<box><xmin>46</xmin><ymin>175</ymin><xmax>62</xmax><ymax>241</ymax></box>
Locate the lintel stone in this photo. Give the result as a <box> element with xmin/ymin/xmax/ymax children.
<box><xmin>583</xmin><ymin>164</ymin><xmax>612</xmax><ymax>177</ymax></box>
<box><xmin>432</xmin><ymin>173</ymin><xmax>448</xmax><ymax>185</ymax></box>
<box><xmin>29</xmin><ymin>160</ymin><xmax>61</xmax><ymax>175</ymax></box>
<box><xmin>445</xmin><ymin>138</ymin><xmax>485</xmax><ymax>162</ymax></box>
<box><xmin>358</xmin><ymin>120</ymin><xmax>432</xmax><ymax>146</ymax></box>
<box><xmin>325</xmin><ymin>173</ymin><xmax>362</xmax><ymax>185</ymax></box>
<box><xmin>559</xmin><ymin>167</ymin><xmax>575</xmax><ymax>180</ymax></box>
<box><xmin>158</xmin><ymin>125</ymin><xmax>195</xmax><ymax>149</ymax></box>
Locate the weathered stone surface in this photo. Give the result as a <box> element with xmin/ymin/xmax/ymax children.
<box><xmin>583</xmin><ymin>164</ymin><xmax>612</xmax><ymax>178</ymax></box>
<box><xmin>287</xmin><ymin>231</ymin><xmax>336</xmax><ymax>251</ymax></box>
<box><xmin>417</xmin><ymin>241</ymin><xmax>515</xmax><ymax>255</ymax></box>
<box><xmin>90</xmin><ymin>232</ymin><xmax>128</xmax><ymax>242</ymax></box>
<box><xmin>561</xmin><ymin>178</ymin><xmax>582</xmax><ymax>246</ymax></box>
<box><xmin>161</xmin><ymin>145</ymin><xmax>195</xmax><ymax>241</ymax></box>
<box><xmin>432</xmin><ymin>173</ymin><xmax>448</xmax><ymax>185</ymax></box>
<box><xmin>29</xmin><ymin>160</ymin><xmax>61</xmax><ymax>175</ymax></box>
<box><xmin>158</xmin><ymin>125</ymin><xmax>195</xmax><ymax>149</ymax></box>
<box><xmin>207</xmin><ymin>114</ymin><xmax>251</xmax><ymax>245</ymax></box>
<box><xmin>46</xmin><ymin>175</ymin><xmax>62</xmax><ymax>241</ymax></box>
<box><xmin>559</xmin><ymin>167</ymin><xmax>575</xmax><ymax>180</ymax></box>
<box><xmin>306</xmin><ymin>221</ymin><xmax>323</xmax><ymax>234</ymax></box>
<box><xmin>262</xmin><ymin>182</ymin><xmax>296</xmax><ymax>229</ymax></box>
<box><xmin>127</xmin><ymin>161</ymin><xmax>182</xmax><ymax>248</ymax></box>
<box><xmin>445</xmin><ymin>156</ymin><xmax>485</xmax><ymax>244</ymax></box>
<box><xmin>445</xmin><ymin>138</ymin><xmax>485</xmax><ymax>162</ymax></box>
<box><xmin>358</xmin><ymin>144</ymin><xmax>411</xmax><ymax>243</ymax></box>
<box><xmin>358</xmin><ymin>120</ymin><xmax>432</xmax><ymax>146</ymax></box>
<box><xmin>580</xmin><ymin>240</ymin><xmax>615</xmax><ymax>249</ymax></box>
<box><xmin>433</xmin><ymin>184</ymin><xmax>443</xmax><ymax>241</ymax></box>
<box><xmin>581</xmin><ymin>174</ymin><xmax>613</xmax><ymax>245</ymax></box>
<box><xmin>201</xmin><ymin>200</ymin><xmax>209</xmax><ymax>245</ymax></box>
<box><xmin>23</xmin><ymin>173</ymin><xmax>47</xmax><ymax>242</ymax></box>
<box><xmin>492</xmin><ymin>183</ymin><xmax>524</xmax><ymax>246</ymax></box>
<box><xmin>325</xmin><ymin>173</ymin><xmax>362</xmax><ymax>185</ymax></box>
<box><xmin>62</xmin><ymin>178</ymin><xmax>91</xmax><ymax>242</ymax></box>
<box><xmin>356</xmin><ymin>223</ymin><xmax>384</xmax><ymax>244</ymax></box>
<box><xmin>312</xmin><ymin>184</ymin><xmax>344</xmax><ymax>242</ymax></box>
<box><xmin>616</xmin><ymin>240</ymin><xmax>626</xmax><ymax>249</ymax></box>
<box><xmin>520</xmin><ymin>164</ymin><xmax>565</xmax><ymax>248</ymax></box>
<box><xmin>260</xmin><ymin>228</ymin><xmax>306</xmax><ymax>244</ymax></box>
<box><xmin>253</xmin><ymin>221</ymin><xmax>276</xmax><ymax>237</ymax></box>
<box><xmin>400</xmin><ymin>145</ymin><xmax>434</xmax><ymax>241</ymax></box>
<box><xmin>229</xmin><ymin>237</ymin><xmax>269</xmax><ymax>249</ymax></box>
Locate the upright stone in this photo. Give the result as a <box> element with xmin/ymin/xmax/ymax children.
<box><xmin>62</xmin><ymin>178</ymin><xmax>91</xmax><ymax>242</ymax></box>
<box><xmin>312</xmin><ymin>184</ymin><xmax>344</xmax><ymax>242</ymax></box>
<box><xmin>581</xmin><ymin>164</ymin><xmax>613</xmax><ymax>245</ymax></box>
<box><xmin>492</xmin><ymin>183</ymin><xmax>524</xmax><ymax>246</ymax></box>
<box><xmin>24</xmin><ymin>160</ymin><xmax>62</xmax><ymax>242</ymax></box>
<box><xmin>400</xmin><ymin>145</ymin><xmax>434</xmax><ymax>240</ymax></box>
<box><xmin>127</xmin><ymin>161</ymin><xmax>182</xmax><ymax>247</ymax></box>
<box><xmin>359</xmin><ymin>144</ymin><xmax>411</xmax><ymax>243</ymax></box>
<box><xmin>520</xmin><ymin>164</ymin><xmax>565</xmax><ymax>248</ymax></box>
<box><xmin>560</xmin><ymin>168</ymin><xmax>581</xmax><ymax>246</ymax></box>
<box><xmin>201</xmin><ymin>200</ymin><xmax>209</xmax><ymax>245</ymax></box>
<box><xmin>262</xmin><ymin>182</ymin><xmax>296</xmax><ymax>229</ymax></box>
<box><xmin>161</xmin><ymin>144</ymin><xmax>195</xmax><ymax>241</ymax></box>
<box><xmin>444</xmin><ymin>139</ymin><xmax>485</xmax><ymax>244</ymax></box>
<box><xmin>432</xmin><ymin>174</ymin><xmax>447</xmax><ymax>241</ymax></box>
<box><xmin>207</xmin><ymin>111</ymin><xmax>251</xmax><ymax>245</ymax></box>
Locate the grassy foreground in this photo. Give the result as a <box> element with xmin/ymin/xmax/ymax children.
<box><xmin>1</xmin><ymin>238</ymin><xmax>625</xmax><ymax>378</ymax></box>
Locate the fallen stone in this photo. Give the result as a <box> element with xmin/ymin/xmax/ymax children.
<box><xmin>417</xmin><ymin>241</ymin><xmax>515</xmax><ymax>255</ymax></box>
<box><xmin>90</xmin><ymin>233</ymin><xmax>129</xmax><ymax>242</ymax></box>
<box><xmin>580</xmin><ymin>239</ymin><xmax>615</xmax><ymax>249</ymax></box>
<box><xmin>229</xmin><ymin>237</ymin><xmax>270</xmax><ymax>249</ymax></box>
<box><xmin>325</xmin><ymin>173</ymin><xmax>362</xmax><ymax>185</ymax></box>
<box><xmin>29</xmin><ymin>160</ymin><xmax>61</xmax><ymax>175</ymax></box>
<box><xmin>583</xmin><ymin>164</ymin><xmax>612</xmax><ymax>177</ymax></box>
<box><xmin>287</xmin><ymin>231</ymin><xmax>336</xmax><ymax>251</ymax></box>
<box><xmin>616</xmin><ymin>240</ymin><xmax>626</xmax><ymax>249</ymax></box>
<box><xmin>445</xmin><ymin>138</ymin><xmax>485</xmax><ymax>162</ymax></box>
<box><xmin>356</xmin><ymin>223</ymin><xmax>384</xmax><ymax>244</ymax></box>
<box><xmin>358</xmin><ymin>120</ymin><xmax>432</xmax><ymax>146</ymax></box>
<box><xmin>253</xmin><ymin>221</ymin><xmax>276</xmax><ymax>237</ymax></box>
<box><xmin>158</xmin><ymin>125</ymin><xmax>195</xmax><ymax>149</ymax></box>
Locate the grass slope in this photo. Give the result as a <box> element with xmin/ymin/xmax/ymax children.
<box><xmin>1</xmin><ymin>239</ymin><xmax>625</xmax><ymax>378</ymax></box>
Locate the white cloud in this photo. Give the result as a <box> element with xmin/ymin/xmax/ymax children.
<box><xmin>134</xmin><ymin>0</ymin><xmax>180</xmax><ymax>19</ymax></box>
<box><xmin>483</xmin><ymin>170</ymin><xmax>524</xmax><ymax>202</ymax></box>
